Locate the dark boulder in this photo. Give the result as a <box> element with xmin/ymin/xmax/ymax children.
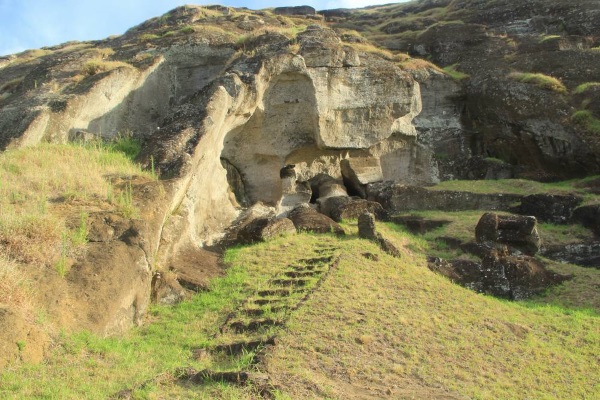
<box><xmin>573</xmin><ymin>204</ymin><xmax>600</xmax><ymax>235</ymax></box>
<box><xmin>428</xmin><ymin>250</ymin><xmax>570</xmax><ymax>299</ymax></box>
<box><xmin>358</xmin><ymin>212</ymin><xmax>401</xmax><ymax>257</ymax></box>
<box><xmin>366</xmin><ymin>182</ymin><xmax>523</xmax><ymax>213</ymax></box>
<box><xmin>475</xmin><ymin>212</ymin><xmax>541</xmax><ymax>255</ymax></box>
<box><xmin>237</xmin><ymin>217</ymin><xmax>296</xmax><ymax>244</ymax></box>
<box><xmin>483</xmin><ymin>252</ymin><xmax>571</xmax><ymax>300</ymax></box>
<box><xmin>518</xmin><ymin>194</ymin><xmax>583</xmax><ymax>224</ymax></box>
<box><xmin>543</xmin><ymin>243</ymin><xmax>600</xmax><ymax>268</ymax></box>
<box><xmin>320</xmin><ymin>196</ymin><xmax>388</xmax><ymax>222</ymax></box>
<box><xmin>288</xmin><ymin>205</ymin><xmax>345</xmax><ymax>235</ymax></box>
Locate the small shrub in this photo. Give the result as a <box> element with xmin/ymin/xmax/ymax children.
<box><xmin>572</xmin><ymin>110</ymin><xmax>600</xmax><ymax>135</ymax></box>
<box><xmin>180</xmin><ymin>25</ymin><xmax>196</xmax><ymax>34</ymax></box>
<box><xmin>81</xmin><ymin>60</ymin><xmax>132</xmax><ymax>77</ymax></box>
<box><xmin>539</xmin><ymin>34</ymin><xmax>561</xmax><ymax>43</ymax></box>
<box><xmin>508</xmin><ymin>72</ymin><xmax>567</xmax><ymax>94</ymax></box>
<box><xmin>443</xmin><ymin>63</ymin><xmax>469</xmax><ymax>81</ymax></box>
<box><xmin>400</xmin><ymin>58</ymin><xmax>444</xmax><ymax>73</ymax></box>
<box><xmin>139</xmin><ymin>33</ymin><xmax>161</xmax><ymax>42</ymax></box>
<box><xmin>573</xmin><ymin>82</ymin><xmax>600</xmax><ymax>94</ymax></box>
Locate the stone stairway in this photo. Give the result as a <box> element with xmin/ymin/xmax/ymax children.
<box><xmin>177</xmin><ymin>243</ymin><xmax>340</xmax><ymax>391</ymax></box>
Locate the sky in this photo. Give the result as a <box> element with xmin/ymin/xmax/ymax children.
<box><xmin>0</xmin><ymin>0</ymin><xmax>395</xmax><ymax>56</ymax></box>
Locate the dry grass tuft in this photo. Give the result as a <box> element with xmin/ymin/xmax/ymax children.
<box><xmin>0</xmin><ymin>256</ymin><xmax>34</xmax><ymax>318</ymax></box>
<box><xmin>508</xmin><ymin>71</ymin><xmax>567</xmax><ymax>94</ymax></box>
<box><xmin>0</xmin><ymin>143</ymin><xmax>152</xmax><ymax>277</ymax></box>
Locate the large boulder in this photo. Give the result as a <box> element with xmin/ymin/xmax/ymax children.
<box><xmin>428</xmin><ymin>250</ymin><xmax>570</xmax><ymax>300</ymax></box>
<box><xmin>542</xmin><ymin>243</ymin><xmax>600</xmax><ymax>268</ymax></box>
<box><xmin>288</xmin><ymin>205</ymin><xmax>345</xmax><ymax>235</ymax></box>
<box><xmin>319</xmin><ymin>196</ymin><xmax>388</xmax><ymax>222</ymax></box>
<box><xmin>237</xmin><ymin>217</ymin><xmax>296</xmax><ymax>244</ymax></box>
<box><xmin>475</xmin><ymin>212</ymin><xmax>541</xmax><ymax>255</ymax></box>
<box><xmin>518</xmin><ymin>194</ymin><xmax>583</xmax><ymax>224</ymax></box>
<box><xmin>573</xmin><ymin>204</ymin><xmax>600</xmax><ymax>235</ymax></box>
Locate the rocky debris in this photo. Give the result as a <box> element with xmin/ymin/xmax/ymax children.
<box><xmin>518</xmin><ymin>194</ymin><xmax>583</xmax><ymax>224</ymax></box>
<box><xmin>319</xmin><ymin>196</ymin><xmax>389</xmax><ymax>222</ymax></box>
<box><xmin>475</xmin><ymin>212</ymin><xmax>541</xmax><ymax>255</ymax></box>
<box><xmin>428</xmin><ymin>249</ymin><xmax>571</xmax><ymax>300</ymax></box>
<box><xmin>273</xmin><ymin>6</ymin><xmax>316</xmax><ymax>16</ymax></box>
<box><xmin>288</xmin><ymin>204</ymin><xmax>345</xmax><ymax>235</ymax></box>
<box><xmin>84</xmin><ymin>212</ymin><xmax>137</xmax><ymax>243</ymax></box>
<box><xmin>166</xmin><ymin>250</ymin><xmax>219</xmax><ymax>294</ymax></box>
<box><xmin>358</xmin><ymin>212</ymin><xmax>401</xmax><ymax>257</ymax></box>
<box><xmin>310</xmin><ymin>174</ymin><xmax>348</xmax><ymax>201</ymax></box>
<box><xmin>573</xmin><ymin>204</ymin><xmax>600</xmax><ymax>235</ymax></box>
<box><xmin>391</xmin><ymin>215</ymin><xmax>451</xmax><ymax>234</ymax></box>
<box><xmin>151</xmin><ymin>271</ymin><xmax>188</xmax><ymax>305</ymax></box>
<box><xmin>223</xmin><ymin>203</ymin><xmax>277</xmax><ymax>245</ymax></box>
<box><xmin>367</xmin><ymin>182</ymin><xmax>523</xmax><ymax>213</ymax></box>
<box><xmin>341</xmin><ymin>157</ymin><xmax>384</xmax><ymax>198</ymax></box>
<box><xmin>543</xmin><ymin>243</ymin><xmax>600</xmax><ymax>268</ymax></box>
<box><xmin>237</xmin><ymin>217</ymin><xmax>296</xmax><ymax>244</ymax></box>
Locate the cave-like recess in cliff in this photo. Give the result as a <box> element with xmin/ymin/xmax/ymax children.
<box><xmin>221</xmin><ymin>72</ymin><xmax>319</xmax><ymax>205</ymax></box>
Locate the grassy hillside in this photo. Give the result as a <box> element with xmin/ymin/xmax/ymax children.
<box><xmin>2</xmin><ymin>225</ymin><xmax>597</xmax><ymax>399</ymax></box>
<box><xmin>0</xmin><ymin>141</ymin><xmax>152</xmax><ymax>321</ymax></box>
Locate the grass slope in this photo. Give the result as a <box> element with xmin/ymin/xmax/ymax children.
<box><xmin>2</xmin><ymin>227</ymin><xmax>598</xmax><ymax>399</ymax></box>
<box><xmin>0</xmin><ymin>141</ymin><xmax>152</xmax><ymax>317</ymax></box>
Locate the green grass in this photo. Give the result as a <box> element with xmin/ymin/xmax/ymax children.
<box><xmin>428</xmin><ymin>177</ymin><xmax>600</xmax><ymax>205</ymax></box>
<box><xmin>2</xmin><ymin>228</ymin><xmax>598</xmax><ymax>398</ymax></box>
<box><xmin>508</xmin><ymin>72</ymin><xmax>567</xmax><ymax>94</ymax></box>
<box><xmin>0</xmin><ymin>142</ymin><xmax>153</xmax><ymax>311</ymax></box>
<box><xmin>266</xmin><ymin>226</ymin><xmax>600</xmax><ymax>399</ymax></box>
<box><xmin>572</xmin><ymin>110</ymin><xmax>600</xmax><ymax>135</ymax></box>
<box><xmin>443</xmin><ymin>63</ymin><xmax>469</xmax><ymax>81</ymax></box>
<box><xmin>539</xmin><ymin>34</ymin><xmax>561</xmax><ymax>43</ymax></box>
<box><xmin>573</xmin><ymin>81</ymin><xmax>600</xmax><ymax>94</ymax></box>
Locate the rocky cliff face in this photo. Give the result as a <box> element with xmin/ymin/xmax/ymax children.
<box><xmin>329</xmin><ymin>0</ymin><xmax>600</xmax><ymax>180</ymax></box>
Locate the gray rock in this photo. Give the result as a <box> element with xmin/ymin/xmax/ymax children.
<box><xmin>237</xmin><ymin>217</ymin><xmax>296</xmax><ymax>244</ymax></box>
<box><xmin>367</xmin><ymin>182</ymin><xmax>523</xmax><ymax>213</ymax></box>
<box><xmin>358</xmin><ymin>212</ymin><xmax>378</xmax><ymax>240</ymax></box>
<box><xmin>518</xmin><ymin>194</ymin><xmax>583</xmax><ymax>224</ymax></box>
<box><xmin>475</xmin><ymin>212</ymin><xmax>541</xmax><ymax>255</ymax></box>
<box><xmin>428</xmin><ymin>250</ymin><xmax>571</xmax><ymax>300</ymax></box>
<box><xmin>288</xmin><ymin>204</ymin><xmax>345</xmax><ymax>235</ymax></box>
<box><xmin>320</xmin><ymin>196</ymin><xmax>388</xmax><ymax>222</ymax></box>
<box><xmin>358</xmin><ymin>212</ymin><xmax>401</xmax><ymax>257</ymax></box>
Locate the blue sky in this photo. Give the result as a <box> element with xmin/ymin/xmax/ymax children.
<box><xmin>0</xmin><ymin>0</ymin><xmax>393</xmax><ymax>56</ymax></box>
